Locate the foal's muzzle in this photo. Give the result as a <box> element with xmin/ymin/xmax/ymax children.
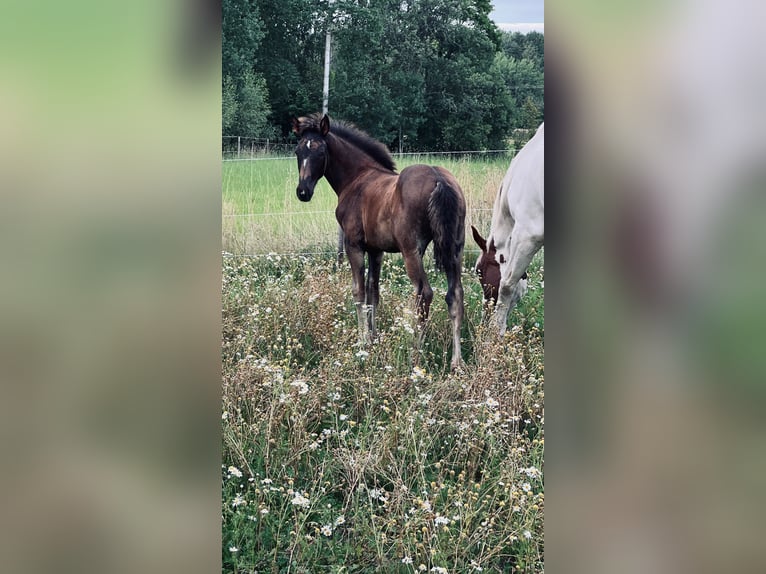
<box><xmin>296</xmin><ymin>182</ymin><xmax>315</xmax><ymax>202</ymax></box>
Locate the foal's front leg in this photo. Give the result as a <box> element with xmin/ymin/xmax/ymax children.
<box><xmin>346</xmin><ymin>246</ymin><xmax>371</xmax><ymax>344</ymax></box>
<box><xmin>365</xmin><ymin>250</ymin><xmax>384</xmax><ymax>340</ymax></box>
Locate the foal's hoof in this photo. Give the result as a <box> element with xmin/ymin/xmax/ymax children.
<box><xmin>450</xmin><ymin>358</ymin><xmax>466</xmax><ymax>372</ymax></box>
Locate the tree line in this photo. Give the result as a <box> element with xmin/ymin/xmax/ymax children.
<box><xmin>223</xmin><ymin>0</ymin><xmax>543</xmax><ymax>152</ymax></box>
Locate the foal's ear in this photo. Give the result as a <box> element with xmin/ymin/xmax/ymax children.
<box><xmin>291</xmin><ymin>117</ymin><xmax>301</xmax><ymax>135</ymax></box>
<box><xmin>470</xmin><ymin>225</ymin><xmax>487</xmax><ymax>252</ymax></box>
<box><xmin>320</xmin><ymin>114</ymin><xmax>330</xmax><ymax>136</ymax></box>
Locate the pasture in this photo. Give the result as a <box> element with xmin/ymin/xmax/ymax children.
<box><xmin>222</xmin><ymin>154</ymin><xmax>544</xmax><ymax>572</ymax></box>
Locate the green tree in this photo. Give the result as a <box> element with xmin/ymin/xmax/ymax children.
<box><xmin>222</xmin><ymin>0</ymin><xmax>274</xmax><ymax>136</ymax></box>
<box><xmin>222</xmin><ymin>75</ymin><xmax>238</xmax><ymax>133</ymax></box>
<box><xmin>231</xmin><ymin>71</ymin><xmax>275</xmax><ymax>137</ymax></box>
<box><xmin>255</xmin><ymin>0</ymin><xmax>325</xmax><ymax>135</ymax></box>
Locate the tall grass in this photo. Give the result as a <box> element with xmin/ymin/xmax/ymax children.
<box><xmin>221</xmin><ymin>152</ymin><xmax>544</xmax><ymax>572</ymax></box>
<box><xmin>222</xmin><ymin>250</ymin><xmax>544</xmax><ymax>573</ymax></box>
<box><xmin>222</xmin><ymin>154</ymin><xmax>510</xmax><ymax>255</ymax></box>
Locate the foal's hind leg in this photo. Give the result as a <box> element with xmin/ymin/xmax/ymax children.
<box><xmin>445</xmin><ymin>260</ymin><xmax>465</xmax><ymax>370</ymax></box>
<box><xmin>494</xmin><ymin>228</ymin><xmax>543</xmax><ymax>335</ymax></box>
<box><xmin>402</xmin><ymin>251</ymin><xmax>434</xmax><ymax>354</ymax></box>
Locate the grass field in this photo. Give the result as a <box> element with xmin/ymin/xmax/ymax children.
<box><xmin>222</xmin><ymin>153</ymin><xmax>510</xmax><ymax>256</ymax></box>
<box><xmin>222</xmin><ymin>154</ymin><xmax>544</xmax><ymax>573</ymax></box>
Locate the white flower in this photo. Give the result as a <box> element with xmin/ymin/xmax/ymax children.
<box><xmin>431</xmin><ymin>567</ymin><xmax>448</xmax><ymax>574</ymax></box>
<box><xmin>339</xmin><ymin>414</ymin><xmax>348</xmax><ymax>421</ymax></box>
<box><xmin>229</xmin><ymin>546</ymin><xmax>239</xmax><ymax>553</ymax></box>
<box><xmin>261</xmin><ymin>478</ymin><xmax>273</xmax><ymax>485</ymax></box>
<box><xmin>260</xmin><ymin>507</ymin><xmax>269</xmax><ymax>515</ymax></box>
<box><xmin>402</xmin><ymin>556</ymin><xmax>413</xmax><ymax>564</ymax></box>
<box><xmin>227</xmin><ymin>465</ymin><xmax>243</xmax><ymax>478</ymax></box>
<box><xmin>290</xmin><ymin>380</ymin><xmax>309</xmax><ymax>394</ymax></box>
<box><xmin>334</xmin><ymin>515</ymin><xmax>345</xmax><ymax>526</ymax></box>
<box><xmin>523</xmin><ymin>530</ymin><xmax>532</xmax><ymax>540</ymax></box>
<box><xmin>521</xmin><ymin>466</ymin><xmax>541</xmax><ymax>479</ymax></box>
<box><xmin>410</xmin><ymin>366</ymin><xmax>426</xmax><ymax>382</ymax></box>
<box><xmin>231</xmin><ymin>493</ymin><xmax>246</xmax><ymax>507</ymax></box>
<box><xmin>521</xmin><ymin>482</ymin><xmax>532</xmax><ymax>493</ymax></box>
<box><xmin>485</xmin><ymin>397</ymin><xmax>499</xmax><ymax>408</ymax></box>
<box><xmin>434</xmin><ymin>515</ymin><xmax>450</xmax><ymax>526</ymax></box>
<box><xmin>320</xmin><ymin>524</ymin><xmax>333</xmax><ymax>537</ymax></box>
<box><xmin>290</xmin><ymin>493</ymin><xmax>310</xmax><ymax>508</ymax></box>
<box><xmin>222</xmin><ymin>411</ymin><xmax>229</xmax><ymax>420</ymax></box>
<box><xmin>355</xmin><ymin>349</ymin><xmax>369</xmax><ymax>360</ymax></box>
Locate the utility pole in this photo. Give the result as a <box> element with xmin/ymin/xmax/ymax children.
<box><xmin>323</xmin><ymin>30</ymin><xmax>331</xmax><ymax>116</ymax></box>
<box><xmin>324</xmin><ymin>2</ymin><xmax>344</xmax><ymax>265</ymax></box>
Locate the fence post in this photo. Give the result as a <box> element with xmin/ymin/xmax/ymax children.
<box><xmin>237</xmin><ymin>136</ymin><xmax>241</xmax><ymax>158</ymax></box>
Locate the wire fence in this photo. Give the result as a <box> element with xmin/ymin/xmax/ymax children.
<box><xmin>222</xmin><ymin>128</ymin><xmax>536</xmax><ymax>161</ymax></box>
<box><xmin>222</xmin><ymin>137</ymin><xmax>524</xmax><ymax>258</ymax></box>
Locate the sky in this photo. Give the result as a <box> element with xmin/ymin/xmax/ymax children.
<box><xmin>489</xmin><ymin>0</ymin><xmax>544</xmax><ymax>33</ymax></box>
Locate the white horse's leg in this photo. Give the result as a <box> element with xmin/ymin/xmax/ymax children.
<box><xmin>494</xmin><ymin>229</ymin><xmax>543</xmax><ymax>335</ymax></box>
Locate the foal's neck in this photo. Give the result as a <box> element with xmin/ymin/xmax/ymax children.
<box><xmin>325</xmin><ymin>135</ymin><xmax>387</xmax><ymax>196</ymax></box>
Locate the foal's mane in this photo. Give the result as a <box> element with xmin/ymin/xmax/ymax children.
<box><xmin>298</xmin><ymin>113</ymin><xmax>397</xmax><ymax>173</ymax></box>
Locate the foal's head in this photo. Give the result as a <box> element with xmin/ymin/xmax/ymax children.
<box><xmin>471</xmin><ymin>226</ymin><xmax>501</xmax><ymax>304</ymax></box>
<box><xmin>292</xmin><ymin>114</ymin><xmax>330</xmax><ymax>202</ymax></box>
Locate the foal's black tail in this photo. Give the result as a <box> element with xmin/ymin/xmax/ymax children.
<box><xmin>427</xmin><ymin>178</ymin><xmax>466</xmax><ymax>272</ymax></box>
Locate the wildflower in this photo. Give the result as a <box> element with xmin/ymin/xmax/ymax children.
<box><xmin>231</xmin><ymin>494</ymin><xmax>246</xmax><ymax>507</ymax></box>
<box><xmin>229</xmin><ymin>546</ymin><xmax>239</xmax><ymax>553</ymax></box>
<box><xmin>434</xmin><ymin>515</ymin><xmax>450</xmax><ymax>526</ymax></box>
<box><xmin>260</xmin><ymin>508</ymin><xmax>269</xmax><ymax>515</ymax></box>
<box><xmin>339</xmin><ymin>414</ymin><xmax>348</xmax><ymax>421</ymax></box>
<box><xmin>222</xmin><ymin>411</ymin><xmax>229</xmax><ymax>420</ymax></box>
<box><xmin>485</xmin><ymin>397</ymin><xmax>499</xmax><ymax>408</ymax></box>
<box><xmin>431</xmin><ymin>567</ymin><xmax>448</xmax><ymax>574</ymax></box>
<box><xmin>334</xmin><ymin>515</ymin><xmax>345</xmax><ymax>526</ymax></box>
<box><xmin>402</xmin><ymin>556</ymin><xmax>413</xmax><ymax>565</ymax></box>
<box><xmin>521</xmin><ymin>482</ymin><xmax>532</xmax><ymax>493</ymax></box>
<box><xmin>523</xmin><ymin>530</ymin><xmax>532</xmax><ymax>540</ymax></box>
<box><xmin>320</xmin><ymin>524</ymin><xmax>333</xmax><ymax>537</ymax></box>
<box><xmin>418</xmin><ymin>566</ymin><xmax>427</xmax><ymax>572</ymax></box>
<box><xmin>521</xmin><ymin>466</ymin><xmax>541</xmax><ymax>479</ymax></box>
<box><xmin>261</xmin><ymin>478</ymin><xmax>273</xmax><ymax>485</ymax></box>
<box><xmin>290</xmin><ymin>493</ymin><xmax>310</xmax><ymax>508</ymax></box>
<box><xmin>227</xmin><ymin>465</ymin><xmax>243</xmax><ymax>478</ymax></box>
<box><xmin>355</xmin><ymin>349</ymin><xmax>369</xmax><ymax>360</ymax></box>
<box><xmin>290</xmin><ymin>380</ymin><xmax>309</xmax><ymax>394</ymax></box>
<box><xmin>470</xmin><ymin>561</ymin><xmax>483</xmax><ymax>572</ymax></box>
<box><xmin>410</xmin><ymin>366</ymin><xmax>426</xmax><ymax>382</ymax></box>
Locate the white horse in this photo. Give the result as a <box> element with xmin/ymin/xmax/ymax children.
<box><xmin>471</xmin><ymin>123</ymin><xmax>544</xmax><ymax>334</ymax></box>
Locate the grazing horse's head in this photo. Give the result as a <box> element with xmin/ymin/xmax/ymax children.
<box><xmin>471</xmin><ymin>225</ymin><xmax>502</xmax><ymax>304</ymax></box>
<box><xmin>291</xmin><ymin>114</ymin><xmax>330</xmax><ymax>202</ymax></box>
